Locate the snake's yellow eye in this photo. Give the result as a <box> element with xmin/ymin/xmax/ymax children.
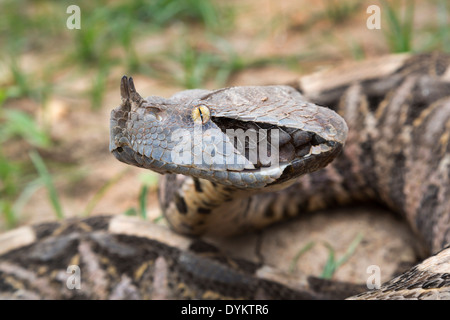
<box><xmin>191</xmin><ymin>105</ymin><xmax>211</xmax><ymax>124</ymax></box>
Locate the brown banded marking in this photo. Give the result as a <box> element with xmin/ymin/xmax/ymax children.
<box><xmin>298</xmin><ymin>55</ymin><xmax>450</xmax><ymax>257</ymax></box>
<box><xmin>174</xmin><ymin>193</ymin><xmax>188</xmax><ymax>215</ymax></box>
<box><xmin>192</xmin><ymin>177</ymin><xmax>203</xmax><ymax>193</ymax></box>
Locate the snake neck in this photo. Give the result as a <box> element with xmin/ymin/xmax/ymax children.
<box><xmin>158</xmin><ymin>173</ymin><xmax>303</xmax><ymax>236</ymax></box>
<box><xmin>158</xmin><ymin>174</ymin><xmax>242</xmax><ymax>236</ymax></box>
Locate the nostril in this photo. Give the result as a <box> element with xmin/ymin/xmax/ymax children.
<box><xmin>145</xmin><ymin>107</ymin><xmax>162</xmax><ymax>121</ymax></box>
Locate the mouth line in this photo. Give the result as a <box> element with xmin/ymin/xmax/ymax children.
<box><xmin>111</xmin><ymin>135</ymin><xmax>342</xmax><ymax>189</ymax></box>
<box><xmin>112</xmin><ymin>135</ymin><xmax>335</xmax><ymax>168</ymax></box>
<box><xmin>232</xmin><ymin>140</ymin><xmax>336</xmax><ymax>172</ymax></box>
<box><xmin>210</xmin><ymin>118</ymin><xmax>332</xmax><ymax>169</ymax></box>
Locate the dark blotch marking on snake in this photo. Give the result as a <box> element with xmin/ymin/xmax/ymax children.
<box><xmin>421</xmin><ymin>279</ymin><xmax>445</xmax><ymax>289</ymax></box>
<box><xmin>175</xmin><ymin>194</ymin><xmax>188</xmax><ymax>215</ymax></box>
<box><xmin>358</xmin><ymin>139</ymin><xmax>378</xmax><ymax>189</ymax></box>
<box><xmin>366</xmin><ymin>92</ymin><xmax>386</xmax><ymax>113</ymax></box>
<box><xmin>197</xmin><ymin>207</ymin><xmax>212</xmax><ymax>215</ymax></box>
<box><xmin>263</xmin><ymin>204</ymin><xmax>274</xmax><ymax>218</ymax></box>
<box><xmin>416</xmin><ymin>184</ymin><xmax>440</xmax><ymax>249</ymax></box>
<box><xmin>193</xmin><ymin>177</ymin><xmax>203</xmax><ymax>193</ymax></box>
<box><xmin>389</xmin><ymin>152</ymin><xmax>406</xmax><ymax>210</ymax></box>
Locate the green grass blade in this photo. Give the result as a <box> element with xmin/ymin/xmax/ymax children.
<box><xmin>0</xmin><ymin>200</ymin><xmax>17</xmax><ymax>229</ymax></box>
<box><xmin>437</xmin><ymin>0</ymin><xmax>449</xmax><ymax>52</ymax></box>
<box><xmin>124</xmin><ymin>208</ymin><xmax>138</xmax><ymax>216</ymax></box>
<box><xmin>289</xmin><ymin>241</ymin><xmax>316</xmax><ymax>273</ymax></box>
<box><xmin>90</xmin><ymin>66</ymin><xmax>110</xmax><ymax>110</ymax></box>
<box><xmin>152</xmin><ymin>215</ymin><xmax>165</xmax><ymax>223</ymax></box>
<box><xmin>29</xmin><ymin>151</ymin><xmax>64</xmax><ymax>219</ymax></box>
<box><xmin>0</xmin><ymin>89</ymin><xmax>7</xmax><ymax>106</ymax></box>
<box><xmin>83</xmin><ymin>169</ymin><xmax>130</xmax><ymax>216</ymax></box>
<box><xmin>321</xmin><ymin>242</ymin><xmax>336</xmax><ymax>279</ymax></box>
<box><xmin>402</xmin><ymin>2</ymin><xmax>415</xmax><ymax>52</ymax></box>
<box><xmin>320</xmin><ymin>232</ymin><xmax>364</xmax><ymax>279</ymax></box>
<box><xmin>139</xmin><ymin>185</ymin><xmax>148</xmax><ymax>219</ymax></box>
<box><xmin>0</xmin><ymin>110</ymin><xmax>51</xmax><ymax>147</ymax></box>
<box><xmin>382</xmin><ymin>0</ymin><xmax>415</xmax><ymax>53</ymax></box>
<box><xmin>12</xmin><ymin>177</ymin><xmax>44</xmax><ymax>219</ymax></box>
<box><xmin>334</xmin><ymin>232</ymin><xmax>364</xmax><ymax>269</ymax></box>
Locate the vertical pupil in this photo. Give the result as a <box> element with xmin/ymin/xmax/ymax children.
<box><xmin>198</xmin><ymin>108</ymin><xmax>203</xmax><ymax>122</ymax></box>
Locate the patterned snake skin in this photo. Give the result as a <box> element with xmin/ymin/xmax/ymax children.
<box><xmin>110</xmin><ymin>52</ymin><xmax>450</xmax><ymax>299</ymax></box>
<box><xmin>0</xmin><ymin>53</ymin><xmax>449</xmax><ymax>299</ymax></box>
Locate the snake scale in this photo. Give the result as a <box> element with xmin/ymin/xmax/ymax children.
<box><xmin>1</xmin><ymin>52</ymin><xmax>449</xmax><ymax>299</ymax></box>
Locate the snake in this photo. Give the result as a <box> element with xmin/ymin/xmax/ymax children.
<box><xmin>110</xmin><ymin>52</ymin><xmax>450</xmax><ymax>299</ymax></box>
<box><xmin>0</xmin><ymin>52</ymin><xmax>449</xmax><ymax>299</ymax></box>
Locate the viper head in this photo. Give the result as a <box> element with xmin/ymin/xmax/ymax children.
<box><xmin>110</xmin><ymin>77</ymin><xmax>348</xmax><ymax>189</ymax></box>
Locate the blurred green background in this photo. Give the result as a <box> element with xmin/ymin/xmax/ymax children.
<box><xmin>0</xmin><ymin>0</ymin><xmax>448</xmax><ymax>231</ymax></box>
